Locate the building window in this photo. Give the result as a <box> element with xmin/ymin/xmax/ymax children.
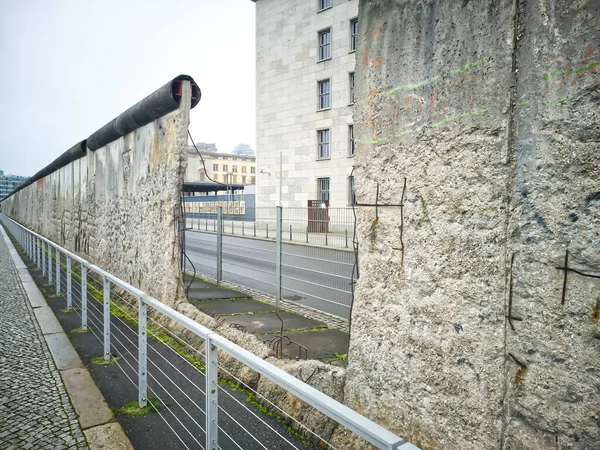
<box><xmin>250</xmin><ymin>167</ymin><xmax>256</xmax><ymax>174</ymax></box>
<box><xmin>318</xmin><ymin>79</ymin><xmax>331</xmax><ymax>110</ymax></box>
<box><xmin>222</xmin><ymin>164</ymin><xmax>228</xmax><ymax>172</ymax></box>
<box><xmin>349</xmin><ymin>72</ymin><xmax>355</xmax><ymax>104</ymax></box>
<box><xmin>319</xmin><ymin>0</ymin><xmax>331</xmax><ymax>11</ymax></box>
<box><xmin>318</xmin><ymin>29</ymin><xmax>331</xmax><ymax>60</ymax></box>
<box><xmin>348</xmin><ymin>125</ymin><xmax>355</xmax><ymax>156</ymax></box>
<box><xmin>213</xmin><ymin>164</ymin><xmax>219</xmax><ymax>171</ymax></box>
<box><xmin>318</xmin><ymin>177</ymin><xmax>330</xmax><ymax>201</ymax></box>
<box><xmin>318</xmin><ymin>129</ymin><xmax>330</xmax><ymax>159</ymax></box>
<box><xmin>242</xmin><ymin>176</ymin><xmax>246</xmax><ymax>184</ymax></box>
<box><xmin>232</xmin><ymin>165</ymin><xmax>238</xmax><ymax>172</ymax></box>
<box><xmin>242</xmin><ymin>166</ymin><xmax>247</xmax><ymax>173</ymax></box>
<box><xmin>348</xmin><ymin>175</ymin><xmax>355</xmax><ymax>205</ymax></box>
<box><xmin>350</xmin><ymin>18</ymin><xmax>358</xmax><ymax>52</ymax></box>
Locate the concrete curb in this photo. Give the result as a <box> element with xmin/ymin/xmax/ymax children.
<box><xmin>0</xmin><ymin>225</ymin><xmax>133</xmax><ymax>450</ymax></box>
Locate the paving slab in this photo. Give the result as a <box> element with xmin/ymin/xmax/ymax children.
<box><xmin>222</xmin><ymin>311</ymin><xmax>328</xmax><ymax>334</ymax></box>
<box><xmin>60</xmin><ymin>368</ymin><xmax>114</xmax><ymax>429</ymax></box>
<box><xmin>84</xmin><ymin>423</ymin><xmax>134</xmax><ymax>450</ymax></box>
<box><xmin>192</xmin><ymin>298</ymin><xmax>277</xmax><ymax>315</ymax></box>
<box><xmin>261</xmin><ymin>329</ymin><xmax>350</xmax><ymax>361</ymax></box>
<box><xmin>45</xmin><ymin>332</ymin><xmax>84</xmax><ymax>370</ymax></box>
<box><xmin>34</xmin><ymin>305</ymin><xmax>64</xmax><ymax>334</ymax></box>
<box><xmin>187</xmin><ymin>285</ymin><xmax>250</xmax><ymax>300</ymax></box>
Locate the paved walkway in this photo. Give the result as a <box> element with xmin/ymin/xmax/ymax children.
<box><xmin>0</xmin><ymin>231</ymin><xmax>88</xmax><ymax>449</ymax></box>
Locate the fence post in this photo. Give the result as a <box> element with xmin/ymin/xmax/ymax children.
<box><xmin>254</xmin><ymin>222</ymin><xmax>256</xmax><ymax>237</ymax></box>
<box><xmin>103</xmin><ymin>276</ymin><xmax>111</xmax><ymax>361</ymax></box>
<box><xmin>36</xmin><ymin>237</ymin><xmax>40</xmax><ymax>268</ymax></box>
<box><xmin>345</xmin><ymin>229</ymin><xmax>349</xmax><ymax>248</ymax></box>
<box><xmin>306</xmin><ymin>226</ymin><xmax>309</xmax><ymax>244</ymax></box>
<box><xmin>242</xmin><ymin>222</ymin><xmax>245</xmax><ymax>236</ymax></box>
<box><xmin>67</xmin><ymin>256</ymin><xmax>72</xmax><ymax>310</ymax></box>
<box><xmin>48</xmin><ymin>245</ymin><xmax>52</xmax><ymax>284</ymax></box>
<box><xmin>205</xmin><ymin>336</ymin><xmax>219</xmax><ymax>450</ymax></box>
<box><xmin>289</xmin><ymin>224</ymin><xmax>292</xmax><ymax>241</ymax></box>
<box><xmin>81</xmin><ymin>262</ymin><xmax>87</xmax><ymax>330</ymax></box>
<box><xmin>138</xmin><ymin>297</ymin><xmax>148</xmax><ymax>408</ymax></box>
<box><xmin>205</xmin><ymin>219</ymin><xmax>208</xmax><ymax>231</ymax></box>
<box><xmin>42</xmin><ymin>241</ymin><xmax>46</xmax><ymax>276</ymax></box>
<box><xmin>216</xmin><ymin>206</ymin><xmax>223</xmax><ymax>285</ymax></box>
<box><xmin>231</xmin><ymin>221</ymin><xmax>234</xmax><ymax>235</ymax></box>
<box><xmin>56</xmin><ymin>250</ymin><xmax>61</xmax><ymax>294</ymax></box>
<box><xmin>276</xmin><ymin>206</ymin><xmax>282</xmax><ymax>308</ymax></box>
<box><xmin>266</xmin><ymin>223</ymin><xmax>269</xmax><ymax>239</ymax></box>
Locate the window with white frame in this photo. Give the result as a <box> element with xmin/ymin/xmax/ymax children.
<box><xmin>242</xmin><ymin>176</ymin><xmax>246</xmax><ymax>184</ymax></box>
<box><xmin>242</xmin><ymin>166</ymin><xmax>247</xmax><ymax>173</ymax></box>
<box><xmin>319</xmin><ymin>0</ymin><xmax>331</xmax><ymax>11</ymax></box>
<box><xmin>349</xmin><ymin>72</ymin><xmax>355</xmax><ymax>104</ymax></box>
<box><xmin>348</xmin><ymin>125</ymin><xmax>355</xmax><ymax>156</ymax></box>
<box><xmin>318</xmin><ymin>29</ymin><xmax>331</xmax><ymax>60</ymax></box>
<box><xmin>350</xmin><ymin>18</ymin><xmax>358</xmax><ymax>52</ymax></box>
<box><xmin>222</xmin><ymin>164</ymin><xmax>228</xmax><ymax>172</ymax></box>
<box><xmin>318</xmin><ymin>129</ymin><xmax>330</xmax><ymax>159</ymax></box>
<box><xmin>348</xmin><ymin>175</ymin><xmax>355</xmax><ymax>205</ymax></box>
<box><xmin>250</xmin><ymin>167</ymin><xmax>256</xmax><ymax>174</ymax></box>
<box><xmin>213</xmin><ymin>163</ymin><xmax>219</xmax><ymax>171</ymax></box>
<box><xmin>318</xmin><ymin>177</ymin><xmax>330</xmax><ymax>201</ymax></box>
<box><xmin>318</xmin><ymin>79</ymin><xmax>331</xmax><ymax>110</ymax></box>
<box><xmin>232</xmin><ymin>165</ymin><xmax>238</xmax><ymax>172</ymax></box>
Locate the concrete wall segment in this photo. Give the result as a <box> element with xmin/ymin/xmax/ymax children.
<box><xmin>1</xmin><ymin>81</ymin><xmax>193</xmax><ymax>309</ymax></box>
<box><xmin>348</xmin><ymin>0</ymin><xmax>599</xmax><ymax>448</ymax></box>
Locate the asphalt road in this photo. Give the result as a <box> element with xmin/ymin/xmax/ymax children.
<box><xmin>184</xmin><ymin>231</ymin><xmax>355</xmax><ymax>320</ymax></box>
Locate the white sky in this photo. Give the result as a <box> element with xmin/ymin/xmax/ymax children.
<box><xmin>0</xmin><ymin>0</ymin><xmax>256</xmax><ymax>176</ymax></box>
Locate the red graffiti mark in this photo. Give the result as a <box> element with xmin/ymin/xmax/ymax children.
<box><xmin>371</xmin><ymin>27</ymin><xmax>382</xmax><ymax>40</ymax></box>
<box><xmin>36</xmin><ymin>179</ymin><xmax>43</xmax><ymax>188</ymax></box>
<box><xmin>571</xmin><ymin>43</ymin><xmax>596</xmax><ymax>85</ymax></box>
<box><xmin>369</xmin><ymin>87</ymin><xmax>377</xmax><ymax>98</ymax></box>
<box><xmin>371</xmin><ymin>57</ymin><xmax>385</xmax><ymax>67</ymax></box>
<box><xmin>362</xmin><ymin>48</ymin><xmax>370</xmax><ymax>67</ymax></box>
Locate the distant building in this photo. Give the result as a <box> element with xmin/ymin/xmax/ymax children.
<box><xmin>194</xmin><ymin>142</ymin><xmax>218</xmax><ymax>153</ymax></box>
<box><xmin>252</xmin><ymin>0</ymin><xmax>358</xmax><ymax>207</ymax></box>
<box><xmin>232</xmin><ymin>144</ymin><xmax>255</xmax><ymax>156</ymax></box>
<box><xmin>0</xmin><ymin>170</ymin><xmax>28</xmax><ymax>200</ymax></box>
<box><xmin>186</xmin><ymin>147</ymin><xmax>256</xmax><ymax>186</ymax></box>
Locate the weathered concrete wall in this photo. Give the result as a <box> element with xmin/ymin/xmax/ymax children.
<box><xmin>348</xmin><ymin>0</ymin><xmax>599</xmax><ymax>449</ymax></box>
<box><xmin>1</xmin><ymin>83</ymin><xmax>193</xmax><ymax>307</ymax></box>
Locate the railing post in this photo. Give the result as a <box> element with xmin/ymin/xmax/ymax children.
<box><xmin>276</xmin><ymin>206</ymin><xmax>282</xmax><ymax>308</ymax></box>
<box><xmin>216</xmin><ymin>206</ymin><xmax>223</xmax><ymax>285</ymax></box>
<box><xmin>289</xmin><ymin>224</ymin><xmax>292</xmax><ymax>241</ymax></box>
<box><xmin>81</xmin><ymin>262</ymin><xmax>87</xmax><ymax>330</ymax></box>
<box><xmin>56</xmin><ymin>250</ymin><xmax>61</xmax><ymax>294</ymax></box>
<box><xmin>254</xmin><ymin>222</ymin><xmax>256</xmax><ymax>237</ymax></box>
<box><xmin>42</xmin><ymin>240</ymin><xmax>46</xmax><ymax>276</ymax></box>
<box><xmin>36</xmin><ymin>237</ymin><xmax>40</xmax><ymax>268</ymax></box>
<box><xmin>48</xmin><ymin>244</ymin><xmax>52</xmax><ymax>284</ymax></box>
<box><xmin>306</xmin><ymin>226</ymin><xmax>309</xmax><ymax>244</ymax></box>
<box><xmin>103</xmin><ymin>276</ymin><xmax>111</xmax><ymax>361</ymax></box>
<box><xmin>66</xmin><ymin>256</ymin><xmax>72</xmax><ymax>310</ymax></box>
<box><xmin>345</xmin><ymin>229</ymin><xmax>349</xmax><ymax>248</ymax></box>
<box><xmin>205</xmin><ymin>336</ymin><xmax>219</xmax><ymax>450</ymax></box>
<box><xmin>138</xmin><ymin>298</ymin><xmax>147</xmax><ymax>408</ymax></box>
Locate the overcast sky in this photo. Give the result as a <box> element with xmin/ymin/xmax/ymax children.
<box><xmin>0</xmin><ymin>0</ymin><xmax>256</xmax><ymax>176</ymax></box>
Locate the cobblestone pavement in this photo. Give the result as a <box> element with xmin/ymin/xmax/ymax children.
<box><xmin>0</xmin><ymin>231</ymin><xmax>88</xmax><ymax>449</ymax></box>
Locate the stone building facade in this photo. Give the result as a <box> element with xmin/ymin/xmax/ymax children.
<box><xmin>186</xmin><ymin>147</ymin><xmax>256</xmax><ymax>185</ymax></box>
<box><xmin>252</xmin><ymin>0</ymin><xmax>358</xmax><ymax>207</ymax></box>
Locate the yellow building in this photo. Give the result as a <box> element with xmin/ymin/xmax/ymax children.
<box><xmin>186</xmin><ymin>147</ymin><xmax>256</xmax><ymax>185</ymax></box>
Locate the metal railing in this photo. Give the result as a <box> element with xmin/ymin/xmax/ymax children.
<box><xmin>184</xmin><ymin>207</ymin><xmax>355</xmax><ymax>320</ymax></box>
<box><xmin>185</xmin><ymin>206</ymin><xmax>355</xmax><ymax>249</ymax></box>
<box><xmin>1</xmin><ymin>214</ymin><xmax>416</xmax><ymax>450</ymax></box>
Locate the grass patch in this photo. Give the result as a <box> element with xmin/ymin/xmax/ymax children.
<box><xmin>60</xmin><ymin>307</ymin><xmax>80</xmax><ymax>313</ymax></box>
<box><xmin>91</xmin><ymin>355</ymin><xmax>121</xmax><ymax>365</ymax></box>
<box><xmin>71</xmin><ymin>326</ymin><xmax>93</xmax><ymax>334</ymax></box>
<box><xmin>323</xmin><ymin>352</ymin><xmax>348</xmax><ymax>363</ymax></box>
<box><xmin>113</xmin><ymin>398</ymin><xmax>159</xmax><ymax>416</ymax></box>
